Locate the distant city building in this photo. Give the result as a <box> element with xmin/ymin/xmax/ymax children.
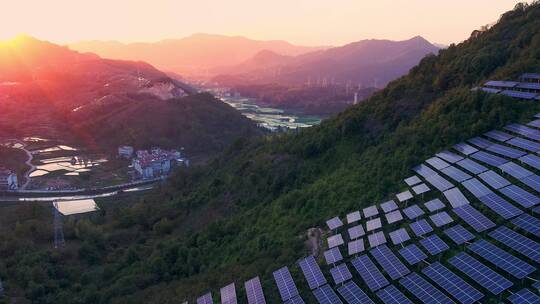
<box><xmin>132</xmin><ymin>147</ymin><xmax>188</xmax><ymax>179</ymax></box>
<box><xmin>118</xmin><ymin>145</ymin><xmax>134</xmax><ymax>158</ymax></box>
<box><xmin>0</xmin><ymin>169</ymin><xmax>18</xmax><ymax>190</ymax></box>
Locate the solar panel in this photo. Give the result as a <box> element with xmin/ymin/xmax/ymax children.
<box><xmin>381</xmin><ymin>200</ymin><xmax>398</xmax><ymax>213</ymax></box>
<box><xmin>512</xmin><ymin>213</ymin><xmax>540</xmax><ymax>237</ymax></box>
<box><xmin>245</xmin><ymin>277</ymin><xmax>266</xmax><ymax>304</ymax></box>
<box><xmin>468</xmin><ymin>239</ymin><xmax>536</xmax><ymax>279</ymax></box>
<box><xmin>197</xmin><ymin>292</ymin><xmax>213</xmax><ymax>304</ymax></box>
<box><xmin>368</xmin><ymin>231</ymin><xmax>387</xmax><ymax>248</ymax></box>
<box><xmin>519</xmin><ymin>153</ymin><xmax>540</xmax><ymax>171</ymax></box>
<box><xmin>329</xmin><ymin>263</ymin><xmax>353</xmax><ymax>285</ymax></box>
<box><xmin>348</xmin><ymin>225</ymin><xmax>365</xmax><ymax>240</ymax></box>
<box><xmin>413</xmin><ymin>164</ymin><xmax>437</xmax><ymax>178</ymax></box>
<box><xmin>299</xmin><ymin>256</ymin><xmax>327</xmax><ymax>290</ymax></box>
<box><xmin>455</xmin><ymin>158</ymin><xmax>488</xmax><ymax>175</ymax></box>
<box><xmin>326</xmin><ymin>217</ymin><xmax>344</xmax><ymax>230</ymax></box>
<box><xmin>346</xmin><ymin>211</ymin><xmax>361</xmax><ymax>224</ymax></box>
<box><xmin>398</xmin><ymin>244</ymin><xmax>427</xmax><ymax>265</ymax></box>
<box><xmin>337</xmin><ymin>281</ymin><xmax>375</xmax><ymax>304</ymax></box>
<box><xmin>376</xmin><ymin>285</ymin><xmax>413</xmax><ymax>304</ymax></box>
<box><xmin>363</xmin><ymin>205</ymin><xmax>379</xmax><ymax>218</ymax></box>
<box><xmin>479</xmin><ymin>86</ymin><xmax>501</xmax><ymax>94</ymax></box>
<box><xmin>500</xmin><ymin>89</ymin><xmax>538</xmax><ymax>99</ymax></box>
<box><xmin>505</xmin><ymin>124</ymin><xmax>540</xmax><ymax>141</ymax></box>
<box><xmin>443</xmin><ymin>187</ymin><xmax>470</xmax><ymax>208</ymax></box>
<box><xmin>521</xmin><ymin>174</ymin><xmax>540</xmax><ymax>192</ymax></box>
<box><xmin>470</xmin><ymin>151</ymin><xmax>509</xmax><ymax>167</ymax></box>
<box><xmin>453</xmin><ymin>143</ymin><xmax>478</xmax><ymax>155</ymax></box>
<box><xmin>507</xmin><ymin>137</ymin><xmax>540</xmax><ymax>153</ymax></box>
<box><xmin>452</xmin><ymin>204</ymin><xmax>495</xmax><ymax>232</ymax></box>
<box><xmin>426</xmin><ymin>157</ymin><xmax>450</xmax><ymax>170</ymax></box>
<box><xmin>448</xmin><ymin>252</ymin><xmax>513</xmax><ymax>295</ymax></box>
<box><xmin>412</xmin><ymin>183</ymin><xmax>430</xmax><ymax>195</ymax></box>
<box><xmin>486</xmin><ymin>143</ymin><xmax>527</xmax><ymax>159</ymax></box>
<box><xmin>441</xmin><ymin>165</ymin><xmax>472</xmax><ymax>183</ymax></box>
<box><xmin>312</xmin><ymin>285</ymin><xmax>343</xmax><ymax>304</ymax></box>
<box><xmin>422</xmin><ymin>262</ymin><xmax>484</xmax><ymax>304</ymax></box>
<box><xmin>324</xmin><ymin>247</ymin><xmax>344</xmax><ymax>265</ymax></box>
<box><xmin>468</xmin><ymin>137</ymin><xmax>494</xmax><ymax>149</ymax></box>
<box><xmin>508</xmin><ymin>289</ymin><xmax>540</xmax><ymax>304</ymax></box>
<box><xmin>478</xmin><ymin>192</ymin><xmax>523</xmax><ymax>220</ymax></box>
<box><xmin>273</xmin><ymin>267</ymin><xmax>300</xmax><ymax>302</ymax></box>
<box><xmin>350</xmin><ymin>255</ymin><xmax>389</xmax><ymax>291</ymax></box>
<box><xmin>443</xmin><ymin>224</ymin><xmax>475</xmax><ymax>245</ymax></box>
<box><xmin>425</xmin><ymin>174</ymin><xmax>454</xmax><ymax>192</ymax></box>
<box><xmin>399</xmin><ymin>272</ymin><xmax>454</xmax><ymax>304</ymax></box>
<box><xmin>420</xmin><ymin>234</ymin><xmax>449</xmax><ymax>255</ymax></box>
<box><xmin>534</xmin><ymin>281</ymin><xmax>540</xmax><ymax>291</ymax></box>
<box><xmin>328</xmin><ymin>234</ymin><xmax>344</xmax><ymax>248</ymax></box>
<box><xmin>424</xmin><ymin>198</ymin><xmax>445</xmax><ymax>212</ymax></box>
<box><xmin>285</xmin><ymin>296</ymin><xmax>305</xmax><ymax>304</ymax></box>
<box><xmin>498</xmin><ymin>161</ymin><xmax>534</xmax><ymax>179</ymax></box>
<box><xmin>348</xmin><ymin>239</ymin><xmax>365</xmax><ymax>256</ymax></box>
<box><xmin>409</xmin><ymin>219</ymin><xmax>433</xmax><ymax>237</ymax></box>
<box><xmin>366</xmin><ymin>218</ymin><xmax>382</xmax><ymax>232</ymax></box>
<box><xmin>404</xmin><ymin>175</ymin><xmax>422</xmax><ymax>186</ymax></box>
<box><xmin>384</xmin><ymin>210</ymin><xmax>403</xmax><ymax>224</ymax></box>
<box><xmin>396</xmin><ymin>190</ymin><xmax>413</xmax><ymax>202</ymax></box>
<box><xmin>485</xmin><ymin>130</ymin><xmax>513</xmax><ymax>142</ymax></box>
<box><xmin>403</xmin><ymin>205</ymin><xmax>425</xmax><ymax>220</ymax></box>
<box><xmin>436</xmin><ymin>151</ymin><xmax>464</xmax><ymax>163</ymax></box>
<box><xmin>220</xmin><ymin>283</ymin><xmax>237</xmax><ymax>304</ymax></box>
<box><xmin>478</xmin><ymin>170</ymin><xmax>511</xmax><ymax>189</ymax></box>
<box><xmin>529</xmin><ymin>119</ymin><xmax>540</xmax><ymax>128</ymax></box>
<box><xmin>489</xmin><ymin>226</ymin><xmax>540</xmax><ymax>263</ymax></box>
<box><xmin>429</xmin><ymin>211</ymin><xmax>454</xmax><ymax>227</ymax></box>
<box><xmin>370</xmin><ymin>245</ymin><xmax>410</xmax><ymax>280</ymax></box>
<box><xmin>389</xmin><ymin>228</ymin><xmax>410</xmax><ymax>245</ymax></box>
<box><xmin>461</xmin><ymin>178</ymin><xmax>492</xmax><ymax>198</ymax></box>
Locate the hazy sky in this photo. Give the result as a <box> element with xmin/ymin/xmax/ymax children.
<box><xmin>0</xmin><ymin>0</ymin><xmax>530</xmax><ymax>46</ymax></box>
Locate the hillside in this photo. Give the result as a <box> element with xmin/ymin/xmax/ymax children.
<box><xmin>68</xmin><ymin>33</ymin><xmax>326</xmax><ymax>77</ymax></box>
<box><xmin>214</xmin><ymin>36</ymin><xmax>440</xmax><ymax>87</ymax></box>
<box><xmin>1</xmin><ymin>2</ymin><xmax>540</xmax><ymax>304</ymax></box>
<box><xmin>0</xmin><ymin>36</ymin><xmax>261</xmax><ymax>159</ymax></box>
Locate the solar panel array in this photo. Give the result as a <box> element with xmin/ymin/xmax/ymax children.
<box><xmin>470</xmin><ymin>151</ymin><xmax>508</xmax><ymax>167</ymax></box>
<box><xmin>245</xmin><ymin>277</ymin><xmax>266</xmax><ymax>304</ymax></box>
<box><xmin>409</xmin><ymin>219</ymin><xmax>434</xmax><ymax>237</ymax></box>
<box><xmin>441</xmin><ymin>165</ymin><xmax>472</xmax><ymax>182</ymax></box>
<box><xmin>467</xmin><ymin>239</ymin><xmax>536</xmax><ymax>279</ymax></box>
<box><xmin>424</xmin><ymin>198</ymin><xmax>445</xmax><ymax>212</ymax></box>
<box><xmin>507</xmin><ymin>137</ymin><xmax>540</xmax><ymax>153</ymax></box>
<box><xmin>220</xmin><ymin>283</ymin><xmax>237</xmax><ymax>304</ymax></box>
<box><xmin>478</xmin><ymin>192</ymin><xmax>523</xmax><ymax>220</ymax></box>
<box><xmin>455</xmin><ymin>158</ymin><xmax>487</xmax><ymax>174</ymax></box>
<box><xmin>448</xmin><ymin>252</ymin><xmax>513</xmax><ymax>295</ymax></box>
<box><xmin>488</xmin><ymin>226</ymin><xmax>540</xmax><ymax>263</ymax></box>
<box><xmin>512</xmin><ymin>213</ymin><xmax>540</xmax><ymax>237</ymax></box>
<box><xmin>197</xmin><ymin>292</ymin><xmax>213</xmax><ymax>304</ymax></box>
<box><xmin>324</xmin><ymin>247</ymin><xmax>343</xmax><ymax>265</ymax></box>
<box><xmin>399</xmin><ymin>272</ymin><xmax>454</xmax><ymax>304</ymax></box>
<box><xmin>298</xmin><ymin>256</ymin><xmax>327</xmax><ymax>290</ymax></box>
<box><xmin>520</xmin><ymin>153</ymin><xmax>540</xmax><ymax>170</ymax></box>
<box><xmin>499</xmin><ymin>184</ymin><xmax>540</xmax><ymax>208</ymax></box>
<box><xmin>478</xmin><ymin>170</ymin><xmax>510</xmax><ymax>189</ymax></box>
<box><xmin>461</xmin><ymin>178</ymin><xmax>492</xmax><ymax>198</ymax></box>
<box><xmin>508</xmin><ymin>289</ymin><xmax>540</xmax><ymax>304</ymax></box>
<box><xmin>370</xmin><ymin>245</ymin><xmax>410</xmax><ymax>280</ymax></box>
<box><xmin>499</xmin><ymin>161</ymin><xmax>533</xmax><ymax>179</ymax></box>
<box><xmin>452</xmin><ymin>204</ymin><xmax>495</xmax><ymax>232</ymax></box>
<box><xmin>398</xmin><ymin>244</ymin><xmax>427</xmax><ymax>265</ymax></box>
<box><xmin>420</xmin><ymin>234</ymin><xmax>449</xmax><ymax>256</ymax></box>
<box><xmin>485</xmin><ymin>143</ymin><xmax>526</xmax><ymax>159</ymax></box>
<box><xmin>337</xmin><ymin>281</ymin><xmax>375</xmax><ymax>304</ymax></box>
<box><xmin>329</xmin><ymin>263</ymin><xmax>353</xmax><ymax>285</ymax></box>
<box><xmin>312</xmin><ymin>285</ymin><xmax>343</xmax><ymax>304</ymax></box>
<box><xmin>443</xmin><ymin>224</ymin><xmax>475</xmax><ymax>245</ymax></box>
<box><xmin>376</xmin><ymin>285</ymin><xmax>413</xmax><ymax>304</ymax></box>
<box><xmin>350</xmin><ymin>255</ymin><xmax>389</xmax><ymax>291</ymax></box>
<box><xmin>422</xmin><ymin>262</ymin><xmax>484</xmax><ymax>304</ymax></box>
<box><xmin>273</xmin><ymin>267</ymin><xmax>300</xmax><ymax>302</ymax></box>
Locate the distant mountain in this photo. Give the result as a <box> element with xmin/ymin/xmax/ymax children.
<box><xmin>214</xmin><ymin>36</ymin><xmax>440</xmax><ymax>88</ymax></box>
<box><xmin>0</xmin><ymin>35</ymin><xmax>261</xmax><ymax>159</ymax></box>
<box><xmin>68</xmin><ymin>33</ymin><xmax>327</xmax><ymax>77</ymax></box>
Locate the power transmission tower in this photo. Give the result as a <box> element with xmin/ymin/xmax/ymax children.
<box><xmin>53</xmin><ymin>202</ymin><xmax>65</xmax><ymax>249</ymax></box>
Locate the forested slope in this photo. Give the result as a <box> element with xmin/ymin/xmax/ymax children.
<box><xmin>2</xmin><ymin>2</ymin><xmax>540</xmax><ymax>303</ymax></box>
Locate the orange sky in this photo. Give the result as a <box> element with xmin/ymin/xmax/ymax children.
<box><xmin>0</xmin><ymin>0</ymin><xmax>531</xmax><ymax>46</ymax></box>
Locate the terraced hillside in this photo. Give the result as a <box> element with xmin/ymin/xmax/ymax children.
<box><xmin>2</xmin><ymin>2</ymin><xmax>540</xmax><ymax>303</ymax></box>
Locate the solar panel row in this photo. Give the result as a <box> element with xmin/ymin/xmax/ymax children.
<box><xmin>398</xmin><ymin>244</ymin><xmax>427</xmax><ymax>265</ymax></box>
<box><xmin>350</xmin><ymin>255</ymin><xmax>389</xmax><ymax>291</ymax></box>
<box><xmin>348</xmin><ymin>239</ymin><xmax>365</xmax><ymax>256</ymax></box>
<box><xmin>512</xmin><ymin>213</ymin><xmax>540</xmax><ymax>237</ymax></box>
<box><xmin>399</xmin><ymin>272</ymin><xmax>454</xmax><ymax>304</ymax></box>
<box><xmin>443</xmin><ymin>224</ymin><xmax>475</xmax><ymax>245</ymax></box>
<box><xmin>376</xmin><ymin>285</ymin><xmax>413</xmax><ymax>304</ymax></box>
<box><xmin>403</xmin><ymin>204</ymin><xmax>424</xmax><ymax>220</ymax></box>
<box><xmin>329</xmin><ymin>263</ymin><xmax>353</xmax><ymax>285</ymax></box>
<box><xmin>273</xmin><ymin>267</ymin><xmax>300</xmax><ymax>302</ymax></box>
<box><xmin>425</xmin><ymin>174</ymin><xmax>454</xmax><ymax>192</ymax></box>
<box><xmin>455</xmin><ymin>158</ymin><xmax>488</xmax><ymax>175</ymax></box>
<box><xmin>312</xmin><ymin>285</ymin><xmax>343</xmax><ymax>304</ymax></box>
<box><xmin>452</xmin><ymin>204</ymin><xmax>495</xmax><ymax>233</ymax></box>
<box><xmin>422</xmin><ymin>262</ymin><xmax>484</xmax><ymax>304</ymax></box>
<box><xmin>424</xmin><ymin>198</ymin><xmax>445</xmax><ymax>212</ymax></box>
<box><xmin>488</xmin><ymin>226</ymin><xmax>540</xmax><ymax>263</ymax></box>
<box><xmin>409</xmin><ymin>219</ymin><xmax>434</xmax><ymax>237</ymax></box>
<box><xmin>380</xmin><ymin>200</ymin><xmax>398</xmax><ymax>213</ymax></box>
<box><xmin>436</xmin><ymin>150</ymin><xmax>464</xmax><ymax>163</ymax></box>
<box><xmin>324</xmin><ymin>247</ymin><xmax>343</xmax><ymax>265</ymax></box>
<box><xmin>245</xmin><ymin>277</ymin><xmax>266</xmax><ymax>304</ymax></box>
<box><xmin>220</xmin><ymin>283</ymin><xmax>237</xmax><ymax>304</ymax></box>
<box><xmin>370</xmin><ymin>245</ymin><xmax>410</xmax><ymax>280</ymax></box>
<box><xmin>299</xmin><ymin>256</ymin><xmax>327</xmax><ymax>290</ymax></box>
<box><xmin>453</xmin><ymin>143</ymin><xmax>478</xmax><ymax>155</ymax></box>
<box><xmin>477</xmin><ymin>192</ymin><xmax>523</xmax><ymax>220</ymax></box>
<box><xmin>337</xmin><ymin>281</ymin><xmax>375</xmax><ymax>304</ymax></box>
<box><xmin>441</xmin><ymin>165</ymin><xmax>472</xmax><ymax>183</ymax></box>
<box><xmin>197</xmin><ymin>292</ymin><xmax>213</xmax><ymax>304</ymax></box>
<box><xmin>485</xmin><ymin>143</ymin><xmax>526</xmax><ymax>159</ymax></box>
<box><xmin>507</xmin><ymin>137</ymin><xmax>540</xmax><ymax>153</ymax></box>
<box><xmin>470</xmin><ymin>151</ymin><xmax>509</xmax><ymax>167</ymax></box>
<box><xmin>443</xmin><ymin>187</ymin><xmax>470</xmax><ymax>208</ymax></box>
<box><xmin>420</xmin><ymin>234</ymin><xmax>449</xmax><ymax>256</ymax></box>
<box><xmin>389</xmin><ymin>228</ymin><xmax>410</xmax><ymax>245</ymax></box>
<box><xmin>426</xmin><ymin>157</ymin><xmax>450</xmax><ymax>170</ymax></box>
<box><xmin>507</xmin><ymin>289</ymin><xmax>540</xmax><ymax>304</ymax></box>
<box><xmin>499</xmin><ymin>184</ymin><xmax>540</xmax><ymax>208</ymax></box>
<box><xmin>385</xmin><ymin>210</ymin><xmax>403</xmax><ymax>224</ymax></box>
<box><xmin>368</xmin><ymin>231</ymin><xmax>387</xmax><ymax>248</ymax></box>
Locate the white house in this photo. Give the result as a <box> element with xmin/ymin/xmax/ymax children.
<box><xmin>132</xmin><ymin>148</ymin><xmax>186</xmax><ymax>179</ymax></box>
<box><xmin>0</xmin><ymin>169</ymin><xmax>18</xmax><ymax>190</ymax></box>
